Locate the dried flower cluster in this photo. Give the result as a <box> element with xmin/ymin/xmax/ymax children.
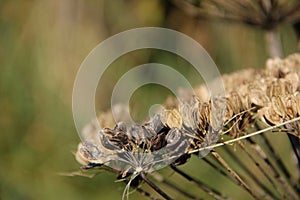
<box><xmin>171</xmin><ymin>0</ymin><xmax>300</xmax><ymax>30</ymax></box>
<box><xmin>75</xmin><ymin>54</ymin><xmax>300</xmax><ymax>200</ymax></box>
<box><xmin>171</xmin><ymin>0</ymin><xmax>300</xmax><ymax>57</ymax></box>
<box><xmin>76</xmin><ymin>98</ymin><xmax>222</xmax><ymax>176</ymax></box>
<box><xmin>222</xmin><ymin>54</ymin><xmax>300</xmax><ymax>138</ymax></box>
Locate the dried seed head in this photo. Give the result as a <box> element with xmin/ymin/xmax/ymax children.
<box><xmin>76</xmin><ymin>53</ymin><xmax>300</xmax><ymax>189</ymax></box>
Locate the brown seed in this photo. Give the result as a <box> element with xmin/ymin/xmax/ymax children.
<box><xmin>161</xmin><ymin>109</ymin><xmax>182</xmax><ymax>129</ymax></box>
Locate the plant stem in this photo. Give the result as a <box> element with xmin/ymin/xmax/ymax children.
<box><xmin>140</xmin><ymin>173</ymin><xmax>173</xmax><ymax>200</ymax></box>
<box><xmin>151</xmin><ymin>172</ymin><xmax>202</xmax><ymax>200</ymax></box>
<box><xmin>265</xmin><ymin>29</ymin><xmax>283</xmax><ymax>58</ymax></box>
<box><xmin>211</xmin><ymin>151</ymin><xmax>260</xmax><ymax>199</ymax></box>
<box><xmin>170</xmin><ymin>165</ymin><xmax>228</xmax><ymax>200</ymax></box>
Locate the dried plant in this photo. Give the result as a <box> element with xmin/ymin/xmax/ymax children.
<box><xmin>74</xmin><ymin>54</ymin><xmax>300</xmax><ymax>200</ymax></box>
<box><xmin>170</xmin><ymin>0</ymin><xmax>300</xmax><ymax>56</ymax></box>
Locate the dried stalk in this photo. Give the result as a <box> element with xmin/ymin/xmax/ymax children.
<box><xmin>189</xmin><ymin>116</ymin><xmax>300</xmax><ymax>154</ymax></box>
<box><xmin>223</xmin><ymin>146</ymin><xmax>278</xmax><ymax>200</ymax></box>
<box><xmin>170</xmin><ymin>165</ymin><xmax>228</xmax><ymax>200</ymax></box>
<box><xmin>140</xmin><ymin>173</ymin><xmax>173</xmax><ymax>200</ymax></box>
<box><xmin>239</xmin><ymin>139</ymin><xmax>286</xmax><ymax>199</ymax></box>
<box><xmin>150</xmin><ymin>172</ymin><xmax>202</xmax><ymax>200</ymax></box>
<box><xmin>246</xmin><ymin>138</ymin><xmax>299</xmax><ymax>200</ymax></box>
<box><xmin>210</xmin><ymin>151</ymin><xmax>260</xmax><ymax>199</ymax></box>
<box><xmin>128</xmin><ymin>181</ymin><xmax>162</xmax><ymax>200</ymax></box>
<box><xmin>258</xmin><ymin>134</ymin><xmax>300</xmax><ymax>195</ymax></box>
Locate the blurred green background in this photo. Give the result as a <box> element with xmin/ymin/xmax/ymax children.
<box><xmin>0</xmin><ymin>0</ymin><xmax>298</xmax><ymax>199</ymax></box>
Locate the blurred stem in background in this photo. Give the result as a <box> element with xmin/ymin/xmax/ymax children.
<box><xmin>265</xmin><ymin>29</ymin><xmax>283</xmax><ymax>57</ymax></box>
<box><xmin>170</xmin><ymin>0</ymin><xmax>300</xmax><ymax>58</ymax></box>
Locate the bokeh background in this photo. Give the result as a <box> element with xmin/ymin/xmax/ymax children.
<box><xmin>0</xmin><ymin>0</ymin><xmax>299</xmax><ymax>199</ymax></box>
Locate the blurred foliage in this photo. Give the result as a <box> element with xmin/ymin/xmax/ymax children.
<box><xmin>0</xmin><ymin>0</ymin><xmax>298</xmax><ymax>199</ymax></box>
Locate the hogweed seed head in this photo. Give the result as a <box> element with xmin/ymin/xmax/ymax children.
<box><xmin>75</xmin><ymin>53</ymin><xmax>300</xmax><ymax>199</ymax></box>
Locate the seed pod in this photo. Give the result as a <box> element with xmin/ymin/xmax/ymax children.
<box><xmin>128</xmin><ymin>123</ymin><xmax>149</xmax><ymax>146</ymax></box>
<box><xmin>294</xmin><ymin>92</ymin><xmax>300</xmax><ymax>115</ymax></box>
<box><xmin>228</xmin><ymin>91</ymin><xmax>244</xmax><ymax>114</ymax></box>
<box><xmin>165</xmin><ymin>128</ymin><xmax>182</xmax><ymax>145</ymax></box>
<box><xmin>285</xmin><ymin>95</ymin><xmax>298</xmax><ymax>118</ymax></box>
<box><xmin>80</xmin><ymin>141</ymin><xmax>103</xmax><ymax>161</ymax></box>
<box><xmin>279</xmin><ymin>79</ymin><xmax>293</xmax><ymax>95</ymax></box>
<box><xmin>248</xmin><ymin>88</ymin><xmax>269</xmax><ymax>107</ymax></box>
<box><xmin>160</xmin><ymin>109</ymin><xmax>182</xmax><ymax>129</ymax></box>
<box><xmin>271</xmin><ymin>96</ymin><xmax>286</xmax><ymax>118</ymax></box>
<box><xmin>225</xmin><ymin>98</ymin><xmax>234</xmax><ymax>121</ymax></box>
<box><xmin>75</xmin><ymin>143</ymin><xmax>90</xmax><ymax>165</ymax></box>
<box><xmin>164</xmin><ymin>128</ymin><xmax>191</xmax><ymax>166</ymax></box>
<box><xmin>263</xmin><ymin>106</ymin><xmax>283</xmax><ymax>126</ymax></box>
<box><xmin>285</xmin><ymin>72</ymin><xmax>299</xmax><ymax>92</ymax></box>
<box><xmin>99</xmin><ymin>131</ymin><xmax>121</xmax><ymax>151</ymax></box>
<box><xmin>198</xmin><ymin>102</ymin><xmax>210</xmax><ymax>133</ymax></box>
<box><xmin>179</xmin><ymin>97</ymin><xmax>200</xmax><ymax>131</ymax></box>
<box><xmin>145</xmin><ymin>114</ymin><xmax>167</xmax><ymax>134</ymax></box>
